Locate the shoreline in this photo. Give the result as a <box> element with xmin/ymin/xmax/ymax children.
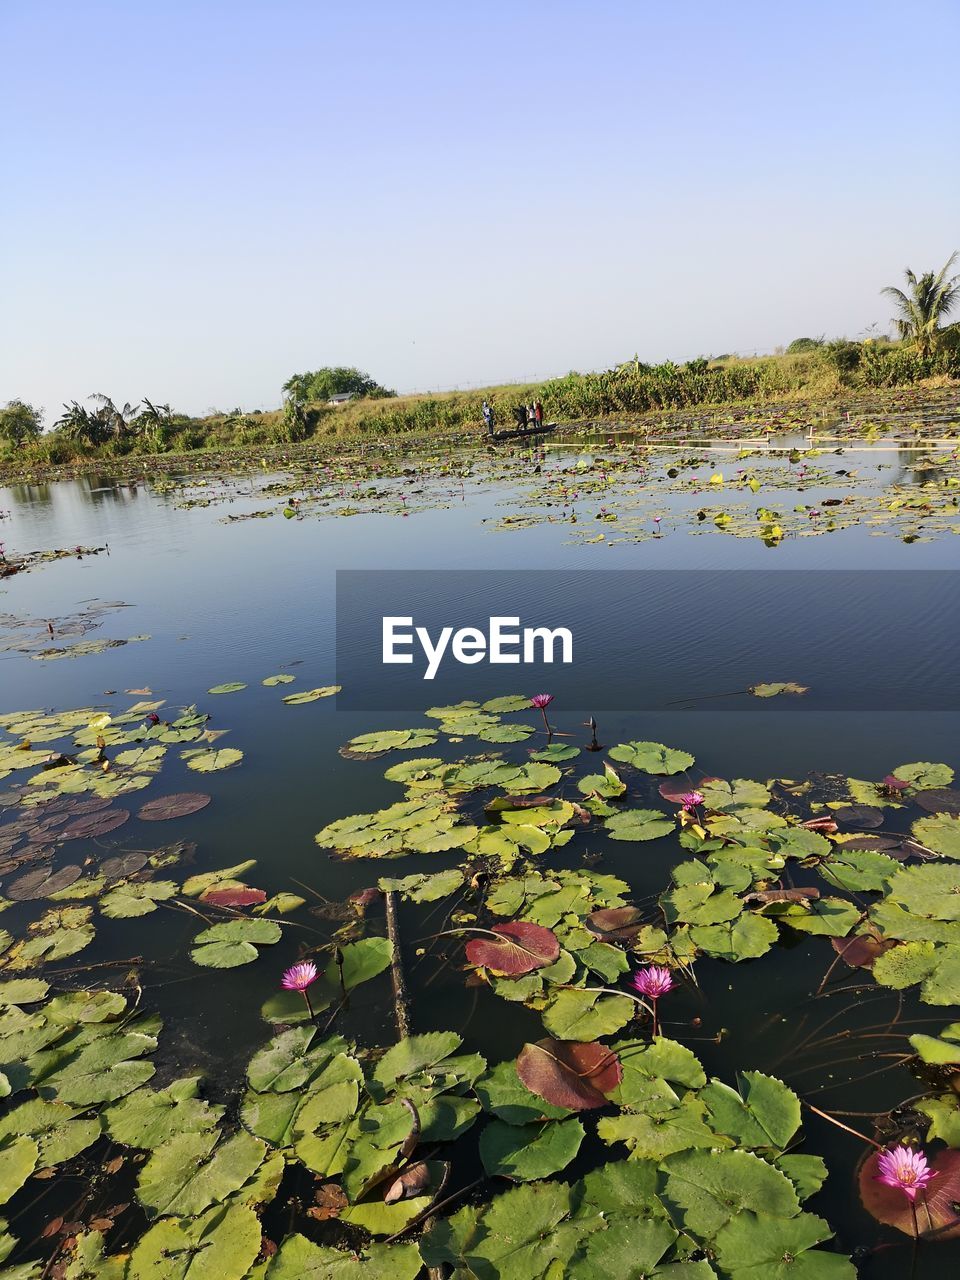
<box><xmin>2</xmin><ymin>383</ymin><xmax>957</xmax><ymax>487</ymax></box>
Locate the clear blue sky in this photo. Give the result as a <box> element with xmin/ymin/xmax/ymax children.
<box><xmin>2</xmin><ymin>0</ymin><xmax>958</xmax><ymax>419</ymax></box>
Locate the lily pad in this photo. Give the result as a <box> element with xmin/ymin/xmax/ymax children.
<box><xmin>516</xmin><ymin>1038</ymin><xmax>622</xmax><ymax>1110</ymax></box>
<box><xmin>190</xmin><ymin>919</ymin><xmax>282</xmax><ymax>968</ymax></box>
<box><xmin>480</xmin><ymin>1116</ymin><xmax>585</xmax><ymax>1181</ymax></box>
<box><xmin>137</xmin><ymin>793</ymin><xmax>211</xmax><ymax>822</ymax></box>
<box><xmin>282</xmin><ymin>686</ymin><xmax>341</xmax><ymax>704</ymax></box>
<box><xmin>608</xmin><ymin>741</ymin><xmax>695</xmax><ymax>775</ymax></box>
<box><xmin>181</xmin><ymin>747</ymin><xmax>244</xmax><ymax>772</ymax></box>
<box><xmin>465</xmin><ymin>922</ymin><xmax>560</xmax><ymax>976</ymax></box>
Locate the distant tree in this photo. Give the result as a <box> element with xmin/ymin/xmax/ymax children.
<box><xmin>55</xmin><ymin>401</ymin><xmax>107</xmax><ymax>445</ymax></box>
<box><xmin>0</xmin><ymin>400</ymin><xmax>43</xmax><ymax>446</ymax></box>
<box><xmin>786</xmin><ymin>337</ymin><xmax>824</xmax><ymax>354</ymax></box>
<box><xmin>282</xmin><ymin>367</ymin><xmax>396</xmax><ymax>405</ymax></box>
<box><xmin>133</xmin><ymin>399</ymin><xmax>174</xmax><ymax>449</ymax></box>
<box><xmin>88</xmin><ymin>393</ymin><xmax>139</xmax><ymax>438</ymax></box>
<box><xmin>882</xmin><ymin>253</ymin><xmax>960</xmax><ymax>357</ymax></box>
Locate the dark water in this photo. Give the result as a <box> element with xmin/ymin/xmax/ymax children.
<box><xmin>1</xmin><ymin>440</ymin><xmax>958</xmax><ymax>1275</ymax></box>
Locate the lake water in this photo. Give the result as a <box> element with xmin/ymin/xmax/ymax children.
<box><xmin>1</xmin><ymin>415</ymin><xmax>959</xmax><ymax>1275</ymax></box>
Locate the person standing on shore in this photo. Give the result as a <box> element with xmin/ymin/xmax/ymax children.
<box><xmin>534</xmin><ymin>399</ymin><xmax>544</xmax><ymax>428</ymax></box>
<box><xmin>482</xmin><ymin>400</ymin><xmax>495</xmax><ymax>436</ymax></box>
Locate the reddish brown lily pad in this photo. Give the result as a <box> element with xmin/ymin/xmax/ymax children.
<box><xmin>915</xmin><ymin>789</ymin><xmax>960</xmax><ymax>816</ymax></box>
<box><xmin>584</xmin><ymin>905</ymin><xmax>645</xmax><ymax>943</ymax></box>
<box><xmin>833</xmin><ymin>805</ymin><xmax>885</xmax><ymax>829</ymax></box>
<box><xmin>465</xmin><ymin>922</ymin><xmax>560</xmax><ymax>976</ymax></box>
<box><xmin>100</xmin><ymin>852</ymin><xmax>149</xmax><ymax>880</ymax></box>
<box><xmin>137</xmin><ymin>793</ymin><xmax>211</xmax><ymax>822</ymax></box>
<box><xmin>200</xmin><ymin>886</ymin><xmax>267</xmax><ymax>907</ymax></box>
<box><xmin>860</xmin><ymin>1148</ymin><xmax>960</xmax><ymax>1240</ymax></box>
<box><xmin>830</xmin><ymin>933</ymin><xmax>897</xmax><ymax>970</ymax></box>
<box><xmin>5</xmin><ymin>864</ymin><xmax>83</xmax><ymax>901</ymax></box>
<box><xmin>60</xmin><ymin>809</ymin><xmax>130</xmax><ymax>840</ymax></box>
<box><xmin>517</xmin><ymin>1039</ymin><xmax>622</xmax><ymax>1111</ymax></box>
<box><xmin>383</xmin><ymin>1160</ymin><xmax>433</xmax><ymax>1204</ymax></box>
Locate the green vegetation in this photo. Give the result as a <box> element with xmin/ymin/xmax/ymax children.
<box><xmin>785</xmin><ymin>336</ymin><xmax>824</xmax><ymax>354</ymax></box>
<box><xmin>281</xmin><ymin>366</ymin><xmax>396</xmax><ymax>405</ymax></box>
<box><xmin>4</xmin><ymin>259</ymin><xmax>960</xmax><ymax>470</ymax></box>
<box><xmin>882</xmin><ymin>253</ymin><xmax>960</xmax><ymax>358</ymax></box>
<box><xmin>0</xmin><ymin>400</ymin><xmax>43</xmax><ymax>447</ymax></box>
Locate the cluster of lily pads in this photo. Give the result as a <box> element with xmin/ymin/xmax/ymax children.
<box><xmin>2</xmin><ymin>685</ymin><xmax>960</xmax><ymax>1275</ymax></box>
<box><xmin>110</xmin><ymin>388</ymin><xmax>959</xmax><ymax>551</ymax></box>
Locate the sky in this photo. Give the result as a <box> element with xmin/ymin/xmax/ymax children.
<box><xmin>2</xmin><ymin>0</ymin><xmax>958</xmax><ymax>420</ymax></box>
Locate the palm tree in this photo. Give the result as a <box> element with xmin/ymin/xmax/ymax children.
<box><xmin>88</xmin><ymin>393</ymin><xmax>139</xmax><ymax>438</ymax></box>
<box><xmin>135</xmin><ymin>399</ymin><xmax>173</xmax><ymax>449</ymax></box>
<box><xmin>881</xmin><ymin>253</ymin><xmax>960</xmax><ymax>357</ymax></box>
<box><xmin>55</xmin><ymin>401</ymin><xmax>102</xmax><ymax>445</ymax></box>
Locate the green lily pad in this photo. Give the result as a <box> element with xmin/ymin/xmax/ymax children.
<box><xmin>190</xmin><ymin>919</ymin><xmax>282</xmax><ymax>968</ymax></box>
<box><xmin>605</xmin><ymin>809</ymin><xmax>674</xmax><ymax>842</ymax></box>
<box><xmin>913</xmin><ymin>813</ymin><xmax>960</xmax><ymax>859</ymax></box>
<box><xmin>608</xmin><ymin>741</ymin><xmax>695</xmax><ymax>775</ymax></box>
<box><xmin>480</xmin><ymin>1116</ymin><xmax>585</xmax><ymax>1180</ymax></box>
<box><xmin>180</xmin><ymin>747</ymin><xmax>244</xmax><ymax>772</ymax></box>
<box><xmin>282</xmin><ymin>686</ymin><xmax>341</xmax><ymax>704</ymax></box>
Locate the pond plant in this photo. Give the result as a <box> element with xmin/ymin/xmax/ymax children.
<box><xmin>0</xmin><ymin>680</ymin><xmax>959</xmax><ymax>1277</ymax></box>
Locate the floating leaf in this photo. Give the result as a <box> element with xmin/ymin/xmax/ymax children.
<box><xmin>100</xmin><ymin>880</ymin><xmax>178</xmax><ymax>919</ymax></box>
<box><xmin>137</xmin><ymin>1129</ymin><xmax>266</xmax><ymax>1218</ymax></box>
<box><xmin>104</xmin><ymin>1077</ymin><xmax>224</xmax><ymax>1148</ymax></box>
<box><xmin>860</xmin><ymin>1147</ymin><xmax>960</xmax><ymax>1240</ymax></box>
<box><xmin>605</xmin><ymin>809</ymin><xmax>674</xmax><ymax>842</ymax></box>
<box><xmin>465</xmin><ymin>922</ymin><xmax>560</xmax><ymax>976</ymax></box>
<box><xmin>748</xmin><ymin>682</ymin><xmax>810</xmax><ymax>698</ymax></box>
<box><xmin>5</xmin><ymin>865</ymin><xmax>82</xmax><ymax>901</ymax></box>
<box><xmin>713</xmin><ymin>1210</ymin><xmax>854</xmax><ymax>1278</ymax></box>
<box><xmin>608</xmin><ymin>741</ymin><xmax>695</xmax><ymax>775</ymax></box>
<box><xmin>190</xmin><ymin>919</ymin><xmax>282</xmax><ymax>968</ymax></box>
<box><xmin>516</xmin><ymin>1039</ymin><xmax>622</xmax><ymax>1110</ymax></box>
<box><xmin>913</xmin><ymin>813</ymin><xmax>960</xmax><ymax>859</ymax></box>
<box><xmin>542</xmin><ymin>988</ymin><xmax>635</xmax><ymax>1039</ymax></box>
<box><xmin>200</xmin><ymin>886</ymin><xmax>267</xmax><ymax>907</ymax></box>
<box><xmin>0</xmin><ymin>979</ymin><xmax>49</xmax><ymax>1006</ymax></box>
<box><xmin>267</xmin><ymin>1233</ymin><xmax>422</xmax><ymax>1280</ymax></box>
<box><xmin>207</xmin><ymin>683</ymin><xmax>247</xmax><ymax>695</ymax></box>
<box><xmin>262</xmin><ymin>674</ymin><xmax>295</xmax><ymax>686</ymax></box>
<box><xmin>893</xmin><ymin>761</ymin><xmax>955</xmax><ymax>790</ymax></box>
<box><xmin>137</xmin><ymin>793</ymin><xmax>211</xmax><ymax>822</ymax></box>
<box><xmin>60</xmin><ymin>808</ymin><xmax>130</xmax><ymax>840</ymax></box>
<box><xmin>129</xmin><ymin>1202</ymin><xmax>263</xmax><ymax>1280</ymax></box>
<box><xmin>480</xmin><ymin>1116</ymin><xmax>585</xmax><ymax>1181</ymax></box>
<box><xmin>282</xmin><ymin>686</ymin><xmax>341</xmax><ymax>704</ymax></box>
<box><xmin>181</xmin><ymin>747</ymin><xmax>244</xmax><ymax>773</ymax></box>
<box><xmin>915</xmin><ymin>788</ymin><xmax>960</xmax><ymax>816</ymax></box>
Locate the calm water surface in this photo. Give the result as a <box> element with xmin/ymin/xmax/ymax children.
<box><xmin>1</xmin><ymin>438</ymin><xmax>958</xmax><ymax>1275</ymax></box>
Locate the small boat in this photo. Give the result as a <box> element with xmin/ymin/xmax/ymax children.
<box><xmin>488</xmin><ymin>422</ymin><xmax>559</xmax><ymax>443</ymax></box>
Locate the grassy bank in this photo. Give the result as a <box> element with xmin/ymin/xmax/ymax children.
<box><xmin>2</xmin><ymin>342</ymin><xmax>958</xmax><ymax>479</ymax></box>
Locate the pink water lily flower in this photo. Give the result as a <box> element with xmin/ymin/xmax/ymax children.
<box><xmin>875</xmin><ymin>1145</ymin><xmax>935</xmax><ymax>1202</ymax></box>
<box><xmin>530</xmin><ymin>693</ymin><xmax>555</xmax><ymax>738</ymax></box>
<box><xmin>282</xmin><ymin>960</ymin><xmax>318</xmax><ymax>991</ymax></box>
<box><xmin>282</xmin><ymin>959</ymin><xmax>319</xmax><ymax>1019</ymax></box>
<box><xmin>679</xmin><ymin>790</ymin><xmax>704</xmax><ymax>811</ymax></box>
<box><xmin>632</xmin><ymin>965</ymin><xmax>676</xmax><ymax>1000</ymax></box>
